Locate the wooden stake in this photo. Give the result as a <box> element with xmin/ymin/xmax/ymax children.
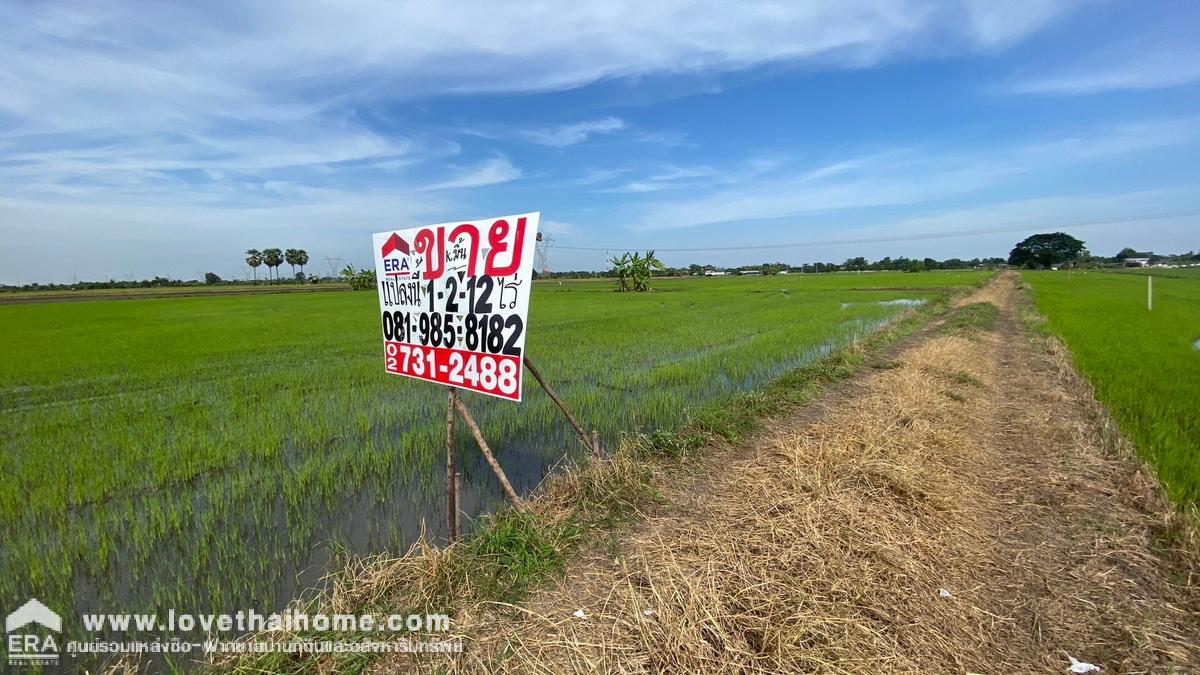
<box><xmin>445</xmin><ymin>387</ymin><xmax>459</xmax><ymax>542</ymax></box>
<box><xmin>454</xmin><ymin>397</ymin><xmax>526</xmax><ymax>511</ymax></box>
<box><xmin>523</xmin><ymin>356</ymin><xmax>598</xmax><ymax>455</ymax></box>
<box><xmin>591</xmin><ymin>430</ymin><xmax>601</xmax><ymax>458</ymax></box>
<box><xmin>454</xmin><ymin>471</ymin><xmax>462</xmax><ymax>535</ymax></box>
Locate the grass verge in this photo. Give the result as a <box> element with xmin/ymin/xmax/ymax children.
<box><xmin>942</xmin><ymin>301</ymin><xmax>998</xmax><ymax>335</ymax></box>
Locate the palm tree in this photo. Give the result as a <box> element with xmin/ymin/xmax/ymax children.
<box><xmin>295</xmin><ymin>249</ymin><xmax>309</xmax><ymax>277</ymax></box>
<box><xmin>285</xmin><ymin>249</ymin><xmax>299</xmax><ymax>276</ymax></box>
<box><xmin>245</xmin><ymin>249</ymin><xmax>263</xmax><ymax>282</ymax></box>
<box><xmin>263</xmin><ymin>248</ymin><xmax>284</xmax><ymax>282</ymax></box>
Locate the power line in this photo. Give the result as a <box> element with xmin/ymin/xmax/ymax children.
<box><xmin>552</xmin><ymin>211</ymin><xmax>1199</xmax><ymax>253</ymax></box>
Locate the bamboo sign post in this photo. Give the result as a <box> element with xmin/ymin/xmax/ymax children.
<box><xmin>453</xmin><ymin>396</ymin><xmax>525</xmax><ymax>509</ymax></box>
<box><xmin>445</xmin><ymin>387</ymin><xmax>459</xmax><ymax>541</ymax></box>
<box><xmin>523</xmin><ymin>357</ymin><xmax>600</xmax><ymax>457</ymax></box>
<box><xmin>373</xmin><ymin>212</ymin><xmax>600</xmax><ymax>543</ymax></box>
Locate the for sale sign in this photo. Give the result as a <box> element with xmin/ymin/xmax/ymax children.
<box><xmin>372</xmin><ymin>212</ymin><xmax>540</xmax><ymax>401</ymax></box>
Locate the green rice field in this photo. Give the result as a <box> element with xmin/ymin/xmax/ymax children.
<box><xmin>1023</xmin><ymin>270</ymin><xmax>1200</xmax><ymax>507</ymax></box>
<box><xmin>1</xmin><ymin>270</ymin><xmax>988</xmax><ymax>650</ymax></box>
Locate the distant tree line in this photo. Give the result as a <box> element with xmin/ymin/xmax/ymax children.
<box><xmin>1</xmin><ymin>277</ymin><xmax>214</xmax><ymax>292</ymax></box>
<box><xmin>1</xmin><ymin>246</ymin><xmax>324</xmax><ymax>293</ymax></box>
<box><xmin>1106</xmin><ymin>247</ymin><xmax>1198</xmax><ymax>266</ymax></box>
<box><xmin>11</xmin><ymin>239</ymin><xmax>1194</xmax><ymax>293</ymax></box>
<box><xmin>534</xmin><ymin>255</ymin><xmax>1007</xmax><ymax>280</ymax></box>
<box><xmin>1006</xmin><ymin>232</ymin><xmax>1200</xmax><ymax>269</ymax></box>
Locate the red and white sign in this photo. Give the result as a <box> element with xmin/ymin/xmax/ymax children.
<box><xmin>372</xmin><ymin>213</ymin><xmax>540</xmax><ymax>401</ymax></box>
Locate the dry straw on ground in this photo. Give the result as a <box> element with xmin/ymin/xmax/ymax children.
<box><xmin>393</xmin><ymin>275</ymin><xmax>1198</xmax><ymax>674</ymax></box>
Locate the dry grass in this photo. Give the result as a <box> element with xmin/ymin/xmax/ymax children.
<box><xmin>397</xmin><ymin>277</ymin><xmax>1199</xmax><ymax>674</ymax></box>
<box><xmin>329</xmin><ymin>449</ymin><xmax>660</xmax><ymax>620</ymax></box>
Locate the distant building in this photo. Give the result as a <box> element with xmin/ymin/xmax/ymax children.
<box><xmin>738</xmin><ymin>269</ymin><xmax>763</xmax><ymax>276</ymax></box>
<box><xmin>1123</xmin><ymin>257</ymin><xmax>1151</xmax><ymax>267</ymax></box>
<box><xmin>778</xmin><ymin>270</ymin><xmax>789</xmax><ymax>275</ymax></box>
<box><xmin>704</xmin><ymin>269</ymin><xmax>726</xmax><ymax>277</ymax></box>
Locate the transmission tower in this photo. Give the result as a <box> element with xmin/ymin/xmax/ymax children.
<box><xmin>535</xmin><ymin>233</ymin><xmax>554</xmax><ymax>276</ymax></box>
<box><xmin>324</xmin><ymin>256</ymin><xmax>344</xmax><ymax>279</ymax></box>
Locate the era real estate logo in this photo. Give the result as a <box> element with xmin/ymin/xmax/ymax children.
<box><xmin>6</xmin><ymin>598</ymin><xmax>61</xmax><ymax>667</ymax></box>
<box><xmin>380</xmin><ymin>232</ymin><xmax>418</xmax><ymax>279</ymax></box>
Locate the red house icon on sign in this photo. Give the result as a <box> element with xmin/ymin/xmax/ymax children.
<box><xmin>381</xmin><ymin>233</ymin><xmax>410</xmax><ymax>257</ymax></box>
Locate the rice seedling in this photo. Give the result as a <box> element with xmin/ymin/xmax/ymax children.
<box><xmin>1022</xmin><ymin>270</ymin><xmax>1200</xmax><ymax>507</ymax></box>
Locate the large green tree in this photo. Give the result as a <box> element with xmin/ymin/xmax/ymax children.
<box><xmin>1008</xmin><ymin>232</ymin><xmax>1086</xmax><ymax>268</ymax></box>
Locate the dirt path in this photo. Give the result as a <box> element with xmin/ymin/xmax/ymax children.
<box><xmin>392</xmin><ymin>273</ymin><xmax>1200</xmax><ymax>674</ymax></box>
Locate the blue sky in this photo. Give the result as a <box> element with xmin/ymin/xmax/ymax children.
<box><xmin>1</xmin><ymin>1</ymin><xmax>1198</xmax><ymax>283</ymax></box>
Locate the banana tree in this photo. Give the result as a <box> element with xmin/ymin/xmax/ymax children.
<box><xmin>608</xmin><ymin>252</ymin><xmax>632</xmax><ymax>291</ymax></box>
<box><xmin>609</xmin><ymin>250</ymin><xmax>664</xmax><ymax>292</ymax></box>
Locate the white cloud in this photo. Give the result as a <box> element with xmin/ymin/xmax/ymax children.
<box><xmin>845</xmin><ymin>190</ymin><xmax>1182</xmax><ymax>240</ymax></box>
<box><xmin>0</xmin><ymin>1</ymin><xmax>1078</xmax><ymax>138</ymax></box>
<box><xmin>418</xmin><ymin>157</ymin><xmax>522</xmax><ymax>191</ymax></box>
<box><xmin>458</xmin><ymin>116</ymin><xmax>630</xmax><ymax>147</ymax></box>
<box><xmin>960</xmin><ymin>0</ymin><xmax>1079</xmax><ymax>47</ymax></box>
<box><xmin>629</xmin><ymin>118</ymin><xmax>1198</xmax><ymax>231</ymax></box>
<box><xmin>999</xmin><ymin>48</ymin><xmax>1200</xmax><ymax>95</ymax></box>
<box><xmin>539</xmin><ymin>220</ymin><xmax>576</xmax><ymax>236</ymax></box>
<box><xmin>568</xmin><ymin>167</ymin><xmax>631</xmax><ymax>186</ymax></box>
<box><xmin>604</xmin><ymin>157</ymin><xmax>781</xmax><ymax>193</ymax></box>
<box><xmin>515</xmin><ymin>117</ymin><xmax>628</xmax><ymax>147</ymax></box>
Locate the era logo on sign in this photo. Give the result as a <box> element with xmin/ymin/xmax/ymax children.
<box><xmin>6</xmin><ymin>598</ymin><xmax>61</xmax><ymax>667</ymax></box>
<box><xmin>380</xmin><ymin>232</ymin><xmax>417</xmax><ymax>278</ymax></box>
